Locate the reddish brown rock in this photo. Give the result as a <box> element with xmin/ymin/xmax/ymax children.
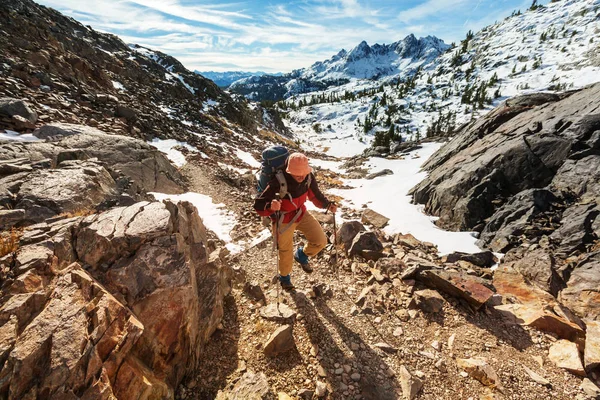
<box><xmin>417</xmin><ymin>269</ymin><xmax>493</xmax><ymax>310</ymax></box>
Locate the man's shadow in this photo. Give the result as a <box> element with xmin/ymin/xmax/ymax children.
<box><xmin>290</xmin><ymin>291</ymin><xmax>399</xmax><ymax>400</ymax></box>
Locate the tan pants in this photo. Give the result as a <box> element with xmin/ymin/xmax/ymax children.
<box><xmin>274</xmin><ymin>211</ymin><xmax>328</xmax><ymax>276</ymax></box>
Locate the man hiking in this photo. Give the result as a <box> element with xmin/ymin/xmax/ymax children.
<box><xmin>254</xmin><ymin>152</ymin><xmax>337</xmax><ymax>290</ymax></box>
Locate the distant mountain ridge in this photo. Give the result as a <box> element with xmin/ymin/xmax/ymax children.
<box><xmin>195</xmin><ymin>70</ymin><xmax>282</xmax><ymax>88</ymax></box>
<box><xmin>229</xmin><ymin>34</ymin><xmax>450</xmax><ymax>101</ymax></box>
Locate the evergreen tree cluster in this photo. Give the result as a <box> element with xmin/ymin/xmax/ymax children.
<box><xmin>426</xmin><ymin>110</ymin><xmax>457</xmax><ymax>138</ymax></box>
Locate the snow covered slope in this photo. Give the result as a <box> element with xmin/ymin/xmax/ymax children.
<box><xmin>284</xmin><ymin>0</ymin><xmax>600</xmax><ymax>155</ymax></box>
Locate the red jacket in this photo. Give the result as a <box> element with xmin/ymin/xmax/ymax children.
<box><xmin>254</xmin><ymin>171</ymin><xmax>330</xmax><ymax>224</ymax></box>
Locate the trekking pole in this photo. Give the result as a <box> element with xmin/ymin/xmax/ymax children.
<box><xmin>332</xmin><ymin>207</ymin><xmax>339</xmax><ymax>280</ymax></box>
<box><xmin>274</xmin><ymin>208</ymin><xmax>281</xmax><ymax>309</ymax></box>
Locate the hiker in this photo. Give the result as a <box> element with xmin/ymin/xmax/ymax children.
<box><xmin>254</xmin><ymin>152</ymin><xmax>337</xmax><ymax>290</ymax></box>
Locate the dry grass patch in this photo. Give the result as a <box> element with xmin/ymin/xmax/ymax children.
<box><xmin>0</xmin><ymin>228</ymin><xmax>22</xmax><ymax>258</ymax></box>
<box><xmin>58</xmin><ymin>207</ymin><xmax>96</xmax><ymax>219</ymax></box>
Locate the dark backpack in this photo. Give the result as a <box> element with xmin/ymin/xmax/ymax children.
<box><xmin>256</xmin><ymin>146</ymin><xmax>289</xmax><ymax>199</ymax></box>
<box><xmin>256</xmin><ymin>145</ymin><xmax>311</xmax><ymax>200</ymax></box>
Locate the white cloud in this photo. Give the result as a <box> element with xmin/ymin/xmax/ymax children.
<box><xmin>398</xmin><ymin>0</ymin><xmax>469</xmax><ymax>22</ymax></box>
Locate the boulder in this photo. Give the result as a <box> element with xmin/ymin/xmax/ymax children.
<box><xmin>263</xmin><ymin>325</ymin><xmax>295</xmax><ymax>357</ymax></box>
<box><xmin>493</xmin><ymin>265</ymin><xmax>584</xmax><ymax>342</ymax></box>
<box><xmin>509</xmin><ymin>249</ymin><xmax>565</xmax><ymax>297</ymax></box>
<box><xmin>560</xmin><ymin>252</ymin><xmax>600</xmax><ymax>320</ymax></box>
<box><xmin>0</xmin><ymin>200</ymin><xmax>232</xmax><ymax>399</ymax></box>
<box><xmin>443</xmin><ymin>251</ymin><xmax>496</xmax><ymax>268</ymax></box>
<box><xmin>260</xmin><ymin>303</ymin><xmax>296</xmax><ymax>323</ymax></box>
<box><xmin>337</xmin><ymin>220</ymin><xmax>366</xmax><ymax>251</ymax></box>
<box><xmin>361</xmin><ymin>208</ymin><xmax>390</xmax><ymax>228</ymax></box>
<box><xmin>585</xmin><ymin>320</ymin><xmax>600</xmax><ymax>371</ymax></box>
<box><xmin>411</xmin><ymin>83</ymin><xmax>600</xmax><ymax>241</ymax></box>
<box><xmin>412</xmin><ymin>289</ymin><xmax>445</xmax><ymax>313</ymax></box>
<box><xmin>349</xmin><ymin>231</ymin><xmax>384</xmax><ymax>259</ymax></box>
<box><xmin>548</xmin><ymin>340</ymin><xmax>585</xmax><ymax>376</ymax></box>
<box><xmin>215</xmin><ymin>371</ymin><xmax>272</xmax><ymax>400</ymax></box>
<box><xmin>417</xmin><ymin>269</ymin><xmax>493</xmax><ymax>310</ymax></box>
<box><xmin>0</xmin><ymin>97</ymin><xmax>38</xmax><ymax>123</ymax></box>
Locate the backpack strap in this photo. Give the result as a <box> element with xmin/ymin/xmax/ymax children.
<box><xmin>275</xmin><ymin>170</ymin><xmax>287</xmax><ymax>199</ymax></box>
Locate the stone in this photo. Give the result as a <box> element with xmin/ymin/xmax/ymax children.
<box><xmin>355</xmin><ymin>285</ymin><xmax>373</xmax><ymax>306</ymax></box>
<box><xmin>412</xmin><ymin>289</ymin><xmax>445</xmax><ymax>313</ymax></box>
<box><xmin>365</xmin><ymin>168</ymin><xmax>393</xmax><ymax>180</ymax></box>
<box><xmin>350</xmin><ymin>373</ymin><xmax>361</xmax><ymax>382</ymax></box>
<box><xmin>417</xmin><ymin>269</ymin><xmax>493</xmax><ymax>310</ymax></box>
<box><xmin>581</xmin><ymin>378</ymin><xmax>600</xmax><ymax>398</ymax></box>
<box><xmin>522</xmin><ymin>365</ymin><xmax>551</xmax><ymax>387</ymax></box>
<box><xmin>349</xmin><ymin>231</ymin><xmax>384</xmax><ymax>258</ymax></box>
<box><xmin>431</xmin><ymin>340</ymin><xmax>441</xmax><ymax>351</ymax></box>
<box><xmin>337</xmin><ymin>221</ymin><xmax>366</xmax><ymax>251</ymax></box>
<box><xmin>393</xmin><ymin>327</ymin><xmax>404</xmax><ymax>337</ymax></box>
<box><xmin>244</xmin><ymin>281</ymin><xmax>266</xmax><ymax>301</ymax></box>
<box><xmin>361</xmin><ymin>208</ymin><xmax>390</xmax><ymax>228</ymax></box>
<box><xmin>585</xmin><ymin>320</ymin><xmax>600</xmax><ymax>371</ymax></box>
<box><xmin>374</xmin><ymin>342</ymin><xmax>397</xmax><ymax>353</ymax></box>
<box><xmin>278</xmin><ymin>392</ymin><xmax>293</xmax><ymax>400</ymax></box>
<box><xmin>456</xmin><ymin>358</ymin><xmax>503</xmax><ymax>392</ymax></box>
<box><xmin>317</xmin><ymin>366</ymin><xmax>327</xmax><ymax>377</ymax></box>
<box><xmin>0</xmin><ymin>209</ymin><xmax>26</xmax><ymax>230</ymax></box>
<box><xmin>0</xmin><ymin>97</ymin><xmax>38</xmax><ymax>123</ymax></box>
<box><xmin>263</xmin><ymin>325</ymin><xmax>295</xmax><ymax>357</ymax></box>
<box><xmin>315</xmin><ymin>381</ymin><xmax>327</xmax><ymax>397</ymax></box>
<box><xmin>443</xmin><ymin>251</ymin><xmax>497</xmax><ymax>268</ymax></box>
<box><xmin>370</xmin><ymin>268</ymin><xmax>387</xmax><ymax>282</ymax></box>
<box><xmin>215</xmin><ymin>371</ymin><xmax>271</xmax><ymax>399</ymax></box>
<box><xmin>548</xmin><ymin>340</ymin><xmax>585</xmax><ymax>376</ymax></box>
<box><xmin>260</xmin><ymin>303</ymin><xmax>296</xmax><ymax>322</ymax></box>
<box><xmin>399</xmin><ymin>365</ymin><xmax>423</xmax><ymax>400</ymax></box>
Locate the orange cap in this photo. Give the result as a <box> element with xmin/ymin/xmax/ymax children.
<box><xmin>286</xmin><ymin>152</ymin><xmax>312</xmax><ymax>176</ymax></box>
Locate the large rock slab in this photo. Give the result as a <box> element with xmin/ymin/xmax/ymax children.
<box><xmin>0</xmin><ymin>200</ymin><xmax>231</xmax><ymax>399</ymax></box>
<box><xmin>417</xmin><ymin>269</ymin><xmax>494</xmax><ymax>310</ymax></box>
<box><xmin>508</xmin><ymin>248</ymin><xmax>565</xmax><ymax>297</ymax></box>
<box><xmin>361</xmin><ymin>208</ymin><xmax>390</xmax><ymax>228</ymax></box>
<box><xmin>15</xmin><ymin>160</ymin><xmax>117</xmax><ymax>224</ymax></box>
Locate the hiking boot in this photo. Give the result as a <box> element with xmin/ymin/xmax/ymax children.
<box><xmin>294</xmin><ymin>247</ymin><xmax>313</xmax><ymax>273</ymax></box>
<box><xmin>279</xmin><ymin>274</ymin><xmax>295</xmax><ymax>291</ymax></box>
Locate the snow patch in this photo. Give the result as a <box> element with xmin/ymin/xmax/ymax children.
<box><xmin>0</xmin><ymin>131</ymin><xmax>42</xmax><ymax>142</ymax></box>
<box><xmin>148</xmin><ymin>138</ymin><xmax>198</xmax><ymax>167</ymax></box>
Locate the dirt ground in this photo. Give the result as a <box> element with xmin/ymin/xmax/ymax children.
<box><xmin>175</xmin><ymin>158</ymin><xmax>590</xmax><ymax>400</ymax></box>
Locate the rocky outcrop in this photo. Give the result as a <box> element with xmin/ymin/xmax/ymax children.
<box><xmin>411</xmin><ymin>83</ymin><xmax>600</xmax><ymax>322</ymax></box>
<box><xmin>0</xmin><ymin>124</ymin><xmax>184</xmax><ymax>228</ymax></box>
<box><xmin>0</xmin><ymin>199</ymin><xmax>232</xmax><ymax>399</ymax></box>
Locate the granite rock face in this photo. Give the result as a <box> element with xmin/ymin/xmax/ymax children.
<box><xmin>0</xmin><ymin>200</ymin><xmax>232</xmax><ymax>399</ymax></box>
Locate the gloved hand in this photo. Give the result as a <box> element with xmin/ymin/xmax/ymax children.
<box><xmin>270</xmin><ymin>199</ymin><xmax>282</xmax><ymax>211</ymax></box>
<box><xmin>327</xmin><ymin>202</ymin><xmax>338</xmax><ymax>213</ymax></box>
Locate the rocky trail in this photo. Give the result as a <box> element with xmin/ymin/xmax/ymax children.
<box><xmin>174</xmin><ymin>157</ymin><xmax>594</xmax><ymax>400</ymax></box>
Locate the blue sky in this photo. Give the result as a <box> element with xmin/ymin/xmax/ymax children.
<box><xmin>36</xmin><ymin>0</ymin><xmax>542</xmax><ymax>73</ymax></box>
